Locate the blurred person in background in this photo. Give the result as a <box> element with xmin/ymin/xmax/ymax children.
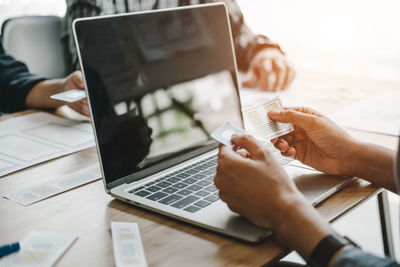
<box><xmin>0</xmin><ymin>37</ymin><xmax>89</xmax><ymax>115</ymax></box>
<box><xmin>62</xmin><ymin>0</ymin><xmax>295</xmax><ymax>92</ymax></box>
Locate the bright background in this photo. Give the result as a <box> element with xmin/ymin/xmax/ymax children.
<box><xmin>1</xmin><ymin>0</ymin><xmax>399</xmax><ymax>263</ymax></box>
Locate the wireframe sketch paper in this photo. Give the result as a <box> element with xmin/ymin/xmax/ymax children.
<box><xmin>0</xmin><ymin>231</ymin><xmax>77</xmax><ymax>267</ymax></box>
<box><xmin>3</xmin><ymin>164</ymin><xmax>101</xmax><ymax>206</ymax></box>
<box><xmin>111</xmin><ymin>222</ymin><xmax>147</xmax><ymax>267</ymax></box>
<box><xmin>0</xmin><ymin>112</ymin><xmax>95</xmax><ymax>177</ymax></box>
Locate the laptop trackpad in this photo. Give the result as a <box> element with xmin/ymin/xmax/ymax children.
<box><xmin>286</xmin><ymin>165</ymin><xmax>352</xmax><ymax>206</ymax></box>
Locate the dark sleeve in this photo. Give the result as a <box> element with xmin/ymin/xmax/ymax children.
<box><xmin>333</xmin><ymin>247</ymin><xmax>400</xmax><ymax>267</ymax></box>
<box><xmin>61</xmin><ymin>0</ymin><xmax>102</xmax><ymax>72</ymax></box>
<box><xmin>215</xmin><ymin>0</ymin><xmax>284</xmax><ymax>71</ymax></box>
<box><xmin>0</xmin><ymin>39</ymin><xmax>46</xmax><ymax>113</ymax></box>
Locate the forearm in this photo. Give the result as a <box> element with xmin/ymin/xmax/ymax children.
<box><xmin>344</xmin><ymin>141</ymin><xmax>396</xmax><ymax>193</ymax></box>
<box><xmin>275</xmin><ymin>194</ymin><xmax>335</xmax><ymax>259</ymax></box>
<box><xmin>25</xmin><ymin>79</ymin><xmax>66</xmax><ymax>110</ymax></box>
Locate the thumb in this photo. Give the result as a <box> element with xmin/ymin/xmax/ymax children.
<box><xmin>71</xmin><ymin>71</ymin><xmax>85</xmax><ymax>89</ymax></box>
<box><xmin>231</xmin><ymin>134</ymin><xmax>267</xmax><ymax>160</ymax></box>
<box><xmin>268</xmin><ymin>109</ymin><xmax>316</xmax><ymax>130</ymax></box>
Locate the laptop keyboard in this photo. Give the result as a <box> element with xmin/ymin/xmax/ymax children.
<box><xmin>129</xmin><ymin>155</ymin><xmax>219</xmax><ymax>213</ymax></box>
<box><xmin>128</xmin><ymin>146</ymin><xmax>293</xmax><ymax>214</ymax></box>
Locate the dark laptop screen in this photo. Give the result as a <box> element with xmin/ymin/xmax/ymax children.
<box><xmin>74</xmin><ymin>4</ymin><xmax>242</xmax><ymax>188</ymax></box>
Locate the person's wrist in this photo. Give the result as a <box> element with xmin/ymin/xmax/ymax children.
<box><xmin>340</xmin><ymin>139</ymin><xmax>366</xmax><ymax>177</ymax></box>
<box><xmin>273</xmin><ymin>190</ymin><xmax>308</xmax><ymax>233</ymax></box>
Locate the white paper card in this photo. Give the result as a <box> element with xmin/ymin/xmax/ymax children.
<box><xmin>3</xmin><ymin>164</ymin><xmax>101</xmax><ymax>206</ymax></box>
<box><xmin>211</xmin><ymin>122</ymin><xmax>245</xmax><ymax>147</ymax></box>
<box><xmin>242</xmin><ymin>96</ymin><xmax>293</xmax><ymax>140</ymax></box>
<box><xmin>50</xmin><ymin>89</ymin><xmax>86</xmax><ymax>102</ymax></box>
<box><xmin>111</xmin><ymin>222</ymin><xmax>147</xmax><ymax>267</ymax></box>
<box><xmin>0</xmin><ymin>112</ymin><xmax>95</xmax><ymax>177</ymax></box>
<box><xmin>0</xmin><ymin>231</ymin><xmax>78</xmax><ymax>267</ymax></box>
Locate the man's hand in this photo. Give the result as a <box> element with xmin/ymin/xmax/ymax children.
<box><xmin>60</xmin><ymin>71</ymin><xmax>90</xmax><ymax>116</ymax></box>
<box><xmin>214</xmin><ymin>134</ymin><xmax>302</xmax><ymax>230</ymax></box>
<box><xmin>242</xmin><ymin>48</ymin><xmax>295</xmax><ymax>92</ymax></box>
<box><xmin>268</xmin><ymin>107</ymin><xmax>359</xmax><ymax>176</ymax></box>
<box><xmin>214</xmin><ymin>134</ymin><xmax>337</xmax><ymax>259</ymax></box>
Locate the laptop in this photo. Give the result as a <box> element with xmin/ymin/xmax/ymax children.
<box><xmin>73</xmin><ymin>3</ymin><xmax>354</xmax><ymax>242</ymax></box>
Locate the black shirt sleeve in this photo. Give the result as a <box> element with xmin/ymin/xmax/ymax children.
<box><xmin>0</xmin><ymin>38</ymin><xmax>46</xmax><ymax>113</ymax></box>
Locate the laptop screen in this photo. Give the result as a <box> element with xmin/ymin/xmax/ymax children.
<box><xmin>74</xmin><ymin>4</ymin><xmax>242</xmax><ymax>188</ymax></box>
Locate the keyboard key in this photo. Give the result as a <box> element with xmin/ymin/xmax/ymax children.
<box><xmin>146</xmin><ymin>181</ymin><xmax>157</xmax><ymax>186</ymax></box>
<box><xmin>176</xmin><ymin>189</ymin><xmax>192</xmax><ymax>196</ymax></box>
<box><xmin>171</xmin><ymin>196</ymin><xmax>200</xmax><ymax>209</ymax></box>
<box><xmin>194</xmin><ymin>165</ymin><xmax>208</xmax><ymax>171</ymax></box>
<box><xmin>204</xmin><ymin>195</ymin><xmax>219</xmax><ymax>202</ymax></box>
<box><xmin>182</xmin><ymin>178</ymin><xmax>197</xmax><ymax>184</ymax></box>
<box><xmin>163</xmin><ymin>187</ymin><xmax>179</xmax><ymax>194</ymax></box>
<box><xmin>205</xmin><ymin>176</ymin><xmax>215</xmax><ymax>181</ymax></box>
<box><xmin>159</xmin><ymin>194</ymin><xmax>183</xmax><ymax>205</ymax></box>
<box><xmin>194</xmin><ymin>200</ymin><xmax>211</xmax><ymax>208</ymax></box>
<box><xmin>185</xmin><ymin>169</ymin><xmax>198</xmax><ymax>174</ymax></box>
<box><xmin>147</xmin><ymin>186</ymin><xmax>162</xmax><ymax>192</ymax></box>
<box><xmin>172</xmin><ymin>182</ymin><xmax>189</xmax><ymax>189</ymax></box>
<box><xmin>147</xmin><ymin>192</ymin><xmax>168</xmax><ymax>201</ymax></box>
<box><xmin>134</xmin><ymin>190</ymin><xmax>151</xmax><ymax>197</ymax></box>
<box><xmin>203</xmin><ymin>169</ymin><xmax>216</xmax><ymax>175</ymax></box>
<box><xmin>166</xmin><ymin>177</ymin><xmax>181</xmax><ymax>183</ymax></box>
<box><xmin>176</xmin><ymin>173</ymin><xmax>190</xmax><ymax>178</ymax></box>
<box><xmin>184</xmin><ymin>206</ymin><xmax>201</xmax><ymax>213</ymax></box>
<box><xmin>204</xmin><ymin>185</ymin><xmax>218</xmax><ymax>193</ymax></box>
<box><xmin>155</xmin><ymin>178</ymin><xmax>165</xmax><ymax>182</ymax></box>
<box><xmin>129</xmin><ymin>186</ymin><xmax>145</xmax><ymax>193</ymax></box>
<box><xmin>192</xmin><ymin>173</ymin><xmax>207</xmax><ymax>180</ymax></box>
<box><xmin>194</xmin><ymin>190</ymin><xmax>210</xmax><ymax>197</ymax></box>
<box><xmin>156</xmin><ymin>182</ymin><xmax>172</xmax><ymax>188</ymax></box>
<box><xmin>186</xmin><ymin>184</ymin><xmax>202</xmax><ymax>191</ymax></box>
<box><xmin>213</xmin><ymin>192</ymin><xmax>219</xmax><ymax>196</ymax></box>
<box><xmin>196</xmin><ymin>180</ymin><xmax>212</xmax><ymax>186</ymax></box>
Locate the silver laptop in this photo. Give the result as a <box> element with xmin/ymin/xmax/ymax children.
<box><xmin>73</xmin><ymin>3</ymin><xmax>353</xmax><ymax>242</ymax></box>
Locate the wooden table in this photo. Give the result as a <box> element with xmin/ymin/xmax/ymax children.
<box><xmin>0</xmin><ymin>112</ymin><xmax>397</xmax><ymax>267</ymax></box>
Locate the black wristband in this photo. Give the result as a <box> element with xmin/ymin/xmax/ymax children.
<box><xmin>307</xmin><ymin>234</ymin><xmax>358</xmax><ymax>267</ymax></box>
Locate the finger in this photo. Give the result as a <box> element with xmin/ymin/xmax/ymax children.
<box><xmin>259</xmin><ymin>60</ymin><xmax>273</xmax><ymax>91</ymax></box>
<box><xmin>72</xmin><ymin>71</ymin><xmax>85</xmax><ymax>88</ymax></box>
<box><xmin>270</xmin><ymin>138</ymin><xmax>279</xmax><ymax>144</ymax></box>
<box><xmin>282</xmin><ymin>146</ymin><xmax>296</xmax><ymax>157</ymax></box>
<box><xmin>272</xmin><ymin>59</ymin><xmax>286</xmax><ymax>91</ymax></box>
<box><xmin>218</xmin><ymin>145</ymin><xmax>249</xmax><ymax>174</ymax></box>
<box><xmin>276</xmin><ymin>139</ymin><xmax>290</xmax><ymax>153</ymax></box>
<box><xmin>242</xmin><ymin>67</ymin><xmax>259</xmax><ymax>88</ymax></box>
<box><xmin>231</xmin><ymin>134</ymin><xmax>267</xmax><ymax>160</ymax></box>
<box><xmin>268</xmin><ymin>109</ymin><xmax>318</xmax><ymax>130</ymax></box>
<box><xmin>284</xmin><ymin>106</ymin><xmax>324</xmax><ymax>117</ymax></box>
<box><xmin>282</xmin><ymin>64</ymin><xmax>296</xmax><ymax>90</ymax></box>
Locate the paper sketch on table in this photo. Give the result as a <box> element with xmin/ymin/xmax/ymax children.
<box><xmin>0</xmin><ymin>112</ymin><xmax>95</xmax><ymax>177</ymax></box>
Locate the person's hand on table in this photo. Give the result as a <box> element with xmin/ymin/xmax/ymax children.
<box><xmin>268</xmin><ymin>107</ymin><xmax>359</xmax><ymax>176</ymax></box>
<box><xmin>60</xmin><ymin>71</ymin><xmax>90</xmax><ymax>117</ymax></box>
<box><xmin>242</xmin><ymin>48</ymin><xmax>295</xmax><ymax>92</ymax></box>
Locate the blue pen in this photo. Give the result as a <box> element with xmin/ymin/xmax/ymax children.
<box><xmin>0</xmin><ymin>242</ymin><xmax>20</xmax><ymax>258</ymax></box>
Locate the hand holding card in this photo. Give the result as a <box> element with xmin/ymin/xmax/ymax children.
<box><xmin>211</xmin><ymin>122</ymin><xmax>245</xmax><ymax>147</ymax></box>
<box><xmin>51</xmin><ymin>89</ymin><xmax>86</xmax><ymax>103</ymax></box>
<box><xmin>242</xmin><ymin>96</ymin><xmax>293</xmax><ymax>140</ymax></box>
